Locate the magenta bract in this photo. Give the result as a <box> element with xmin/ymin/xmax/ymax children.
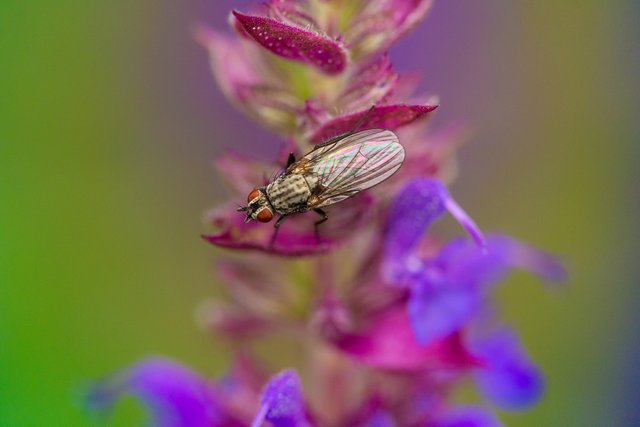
<box><xmin>310</xmin><ymin>104</ymin><xmax>438</xmax><ymax>144</ymax></box>
<box><xmin>233</xmin><ymin>11</ymin><xmax>347</xmax><ymax>75</ymax></box>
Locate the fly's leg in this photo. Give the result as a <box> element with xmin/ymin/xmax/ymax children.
<box><xmin>270</xmin><ymin>214</ymin><xmax>288</xmax><ymax>249</ymax></box>
<box><xmin>313</xmin><ymin>208</ymin><xmax>328</xmax><ymax>243</ymax></box>
<box><xmin>350</xmin><ymin>105</ymin><xmax>375</xmax><ymax>133</ymax></box>
<box><xmin>285</xmin><ymin>152</ymin><xmax>296</xmax><ymax>168</ymax></box>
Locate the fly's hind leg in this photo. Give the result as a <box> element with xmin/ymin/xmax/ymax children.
<box><xmin>269</xmin><ymin>214</ymin><xmax>288</xmax><ymax>249</ymax></box>
<box><xmin>313</xmin><ymin>208</ymin><xmax>328</xmax><ymax>243</ymax></box>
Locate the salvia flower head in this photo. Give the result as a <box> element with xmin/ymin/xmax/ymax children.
<box><xmin>87</xmin><ymin>1</ymin><xmax>566</xmax><ymax>426</ymax></box>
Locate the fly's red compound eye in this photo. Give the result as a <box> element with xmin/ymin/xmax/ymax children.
<box><xmin>256</xmin><ymin>207</ymin><xmax>273</xmax><ymax>223</ymax></box>
<box><xmin>247</xmin><ymin>189</ymin><xmax>260</xmax><ymax>203</ymax></box>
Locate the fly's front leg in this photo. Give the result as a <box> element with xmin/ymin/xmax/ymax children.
<box><xmin>285</xmin><ymin>152</ymin><xmax>296</xmax><ymax>168</ymax></box>
<box><xmin>270</xmin><ymin>214</ymin><xmax>288</xmax><ymax>249</ymax></box>
<box><xmin>313</xmin><ymin>208</ymin><xmax>328</xmax><ymax>243</ymax></box>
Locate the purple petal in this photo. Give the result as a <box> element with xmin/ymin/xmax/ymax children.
<box><xmin>232</xmin><ymin>11</ymin><xmax>347</xmax><ymax>75</ymax></box>
<box><xmin>488</xmin><ymin>235</ymin><xmax>567</xmax><ymax>282</ymax></box>
<box><xmin>310</xmin><ymin>104</ymin><xmax>437</xmax><ymax>144</ymax></box>
<box><xmin>407</xmin><ymin>279</ymin><xmax>478</xmax><ymax>345</ymax></box>
<box><xmin>347</xmin><ymin>0</ymin><xmax>434</xmax><ymax>59</ymax></box>
<box><xmin>441</xmin><ymin>234</ymin><xmax>566</xmax><ymax>290</ymax></box>
<box><xmin>86</xmin><ymin>358</ymin><xmax>236</xmax><ymax>427</ymax></box>
<box><xmin>334</xmin><ymin>307</ymin><xmax>479</xmax><ymax>371</ymax></box>
<box><xmin>203</xmin><ymin>194</ymin><xmax>374</xmax><ymax>256</ymax></box>
<box><xmin>364</xmin><ymin>410</ymin><xmax>397</xmax><ymax>427</ymax></box>
<box><xmin>442</xmin><ymin>196</ymin><xmax>485</xmax><ymax>248</ymax></box>
<box><xmin>251</xmin><ymin>370</ymin><xmax>310</xmax><ymax>427</ymax></box>
<box><xmin>430</xmin><ymin>406</ymin><xmax>503</xmax><ymax>427</ymax></box>
<box><xmin>383</xmin><ymin>178</ymin><xmax>484</xmax><ymax>282</ymax></box>
<box><xmin>472</xmin><ymin>329</ymin><xmax>544</xmax><ymax>410</ymax></box>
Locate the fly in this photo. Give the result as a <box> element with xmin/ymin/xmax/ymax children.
<box><xmin>238</xmin><ymin>109</ymin><xmax>405</xmax><ymax>246</ymax></box>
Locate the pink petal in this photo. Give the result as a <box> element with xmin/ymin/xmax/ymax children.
<box><xmin>337</xmin><ymin>54</ymin><xmax>399</xmax><ymax>113</ymax></box>
<box><xmin>195</xmin><ymin>25</ymin><xmax>301</xmax><ymax>133</ymax></box>
<box><xmin>215</xmin><ymin>151</ymin><xmax>277</xmax><ymax>195</ymax></box>
<box><xmin>232</xmin><ymin>11</ymin><xmax>347</xmax><ymax>75</ymax></box>
<box><xmin>199</xmin><ymin>302</ymin><xmax>271</xmax><ymax>338</ymax></box>
<box><xmin>348</xmin><ymin>0</ymin><xmax>434</xmax><ymax>59</ymax></box>
<box><xmin>215</xmin><ymin>256</ymin><xmax>295</xmax><ymax>317</ymax></box>
<box><xmin>266</xmin><ymin>1</ymin><xmax>321</xmax><ymax>32</ymax></box>
<box><xmin>392</xmin><ymin>122</ymin><xmax>469</xmax><ymax>184</ymax></box>
<box><xmin>309</xmin><ymin>104</ymin><xmax>438</xmax><ymax>144</ymax></box>
<box><xmin>334</xmin><ymin>307</ymin><xmax>479</xmax><ymax>371</ymax></box>
<box><xmin>203</xmin><ymin>195</ymin><xmax>374</xmax><ymax>256</ymax></box>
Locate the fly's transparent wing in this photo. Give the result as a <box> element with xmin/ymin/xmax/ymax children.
<box><xmin>302</xmin><ymin>129</ymin><xmax>405</xmax><ymax>207</ymax></box>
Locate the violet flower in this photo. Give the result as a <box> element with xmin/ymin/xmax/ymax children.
<box><xmin>88</xmin><ymin>1</ymin><xmax>565</xmax><ymax>426</ymax></box>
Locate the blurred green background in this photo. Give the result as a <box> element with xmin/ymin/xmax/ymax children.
<box><xmin>1</xmin><ymin>1</ymin><xmax>638</xmax><ymax>426</ymax></box>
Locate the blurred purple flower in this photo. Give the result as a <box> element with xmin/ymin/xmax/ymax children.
<box><xmin>472</xmin><ymin>329</ymin><xmax>545</xmax><ymax>410</ymax></box>
<box><xmin>88</xmin><ymin>1</ymin><xmax>566</xmax><ymax>426</ymax></box>
<box><xmin>428</xmin><ymin>406</ymin><xmax>504</xmax><ymax>427</ymax></box>
<box><xmin>86</xmin><ymin>358</ymin><xmax>243</xmax><ymax>427</ymax></box>
<box><xmin>250</xmin><ymin>370</ymin><xmax>311</xmax><ymax>427</ymax></box>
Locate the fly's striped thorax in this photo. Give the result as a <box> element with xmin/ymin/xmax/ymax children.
<box><xmin>266</xmin><ymin>174</ymin><xmax>312</xmax><ymax>214</ymax></box>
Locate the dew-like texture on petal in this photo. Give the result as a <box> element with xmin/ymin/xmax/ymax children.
<box><xmin>86</xmin><ymin>358</ymin><xmax>237</xmax><ymax>427</ymax></box>
<box><xmin>253</xmin><ymin>369</ymin><xmax>309</xmax><ymax>427</ymax></box>
<box><xmin>429</xmin><ymin>406</ymin><xmax>504</xmax><ymax>427</ymax></box>
<box><xmin>233</xmin><ymin>11</ymin><xmax>347</xmax><ymax>75</ymax></box>
<box><xmin>347</xmin><ymin>0</ymin><xmax>434</xmax><ymax>59</ymax></box>
<box><xmin>203</xmin><ymin>195</ymin><xmax>373</xmax><ymax>256</ymax></box>
<box><xmin>472</xmin><ymin>329</ymin><xmax>544</xmax><ymax>410</ymax></box>
<box><xmin>310</xmin><ymin>104</ymin><xmax>437</xmax><ymax>144</ymax></box>
<box><xmin>334</xmin><ymin>308</ymin><xmax>479</xmax><ymax>371</ymax></box>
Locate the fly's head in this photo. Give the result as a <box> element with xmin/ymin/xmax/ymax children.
<box><xmin>237</xmin><ymin>188</ymin><xmax>274</xmax><ymax>223</ymax></box>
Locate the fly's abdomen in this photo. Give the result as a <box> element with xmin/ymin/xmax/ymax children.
<box><xmin>267</xmin><ymin>174</ymin><xmax>312</xmax><ymax>214</ymax></box>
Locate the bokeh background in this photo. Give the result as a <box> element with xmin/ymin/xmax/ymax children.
<box><xmin>1</xmin><ymin>1</ymin><xmax>638</xmax><ymax>425</ymax></box>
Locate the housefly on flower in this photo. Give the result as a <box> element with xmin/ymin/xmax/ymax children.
<box><xmin>238</xmin><ymin>109</ymin><xmax>405</xmax><ymax>246</ymax></box>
